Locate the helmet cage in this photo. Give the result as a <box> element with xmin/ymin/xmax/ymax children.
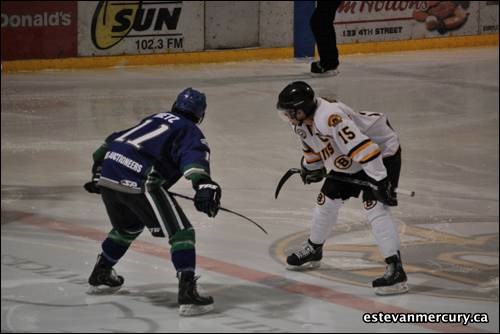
<box><xmin>276</xmin><ymin>105</ymin><xmax>300</xmax><ymax>122</ymax></box>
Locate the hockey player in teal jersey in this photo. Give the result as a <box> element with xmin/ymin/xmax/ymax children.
<box><xmin>84</xmin><ymin>87</ymin><xmax>220</xmax><ymax>316</ymax></box>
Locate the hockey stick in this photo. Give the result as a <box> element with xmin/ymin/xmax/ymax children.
<box><xmin>275</xmin><ymin>168</ymin><xmax>415</xmax><ymax>199</ymax></box>
<box><xmin>168</xmin><ymin>191</ymin><xmax>268</xmax><ymax>235</ymax></box>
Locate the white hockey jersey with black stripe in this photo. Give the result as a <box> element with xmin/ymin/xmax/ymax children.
<box><xmin>294</xmin><ymin>97</ymin><xmax>400</xmax><ymax>181</ymax></box>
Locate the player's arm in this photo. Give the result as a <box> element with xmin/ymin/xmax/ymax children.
<box><xmin>83</xmin><ymin>143</ymin><xmax>108</xmax><ymax>194</ymax></box>
<box><xmin>289</xmin><ymin>123</ymin><xmax>325</xmax><ymax>184</ymax></box>
<box><xmin>175</xmin><ymin>130</ymin><xmax>211</xmax><ymax>185</ymax></box>
<box><xmin>92</xmin><ymin>143</ymin><xmax>108</xmax><ymax>167</ymax></box>
<box><xmin>301</xmin><ymin>140</ymin><xmax>323</xmax><ymax>170</ymax></box>
<box><xmin>300</xmin><ymin>140</ymin><xmax>325</xmax><ymax>184</ymax></box>
<box><xmin>174</xmin><ymin>127</ymin><xmax>221</xmax><ymax>217</ymax></box>
<box><xmin>84</xmin><ymin>123</ymin><xmax>140</xmax><ymax>194</ymax></box>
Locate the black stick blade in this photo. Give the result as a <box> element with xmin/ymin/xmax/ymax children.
<box><xmin>275</xmin><ymin>168</ymin><xmax>300</xmax><ymax>199</ymax></box>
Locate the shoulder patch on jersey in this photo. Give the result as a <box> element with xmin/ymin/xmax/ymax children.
<box><xmin>328</xmin><ymin>114</ymin><xmax>342</xmax><ymax>127</ymax></box>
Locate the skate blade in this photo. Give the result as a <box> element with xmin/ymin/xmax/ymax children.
<box><xmin>179</xmin><ymin>303</ymin><xmax>214</xmax><ymax>316</ymax></box>
<box><xmin>286</xmin><ymin>260</ymin><xmax>321</xmax><ymax>271</ymax></box>
<box><xmin>86</xmin><ymin>285</ymin><xmax>122</xmax><ymax>295</ymax></box>
<box><xmin>374</xmin><ymin>282</ymin><xmax>409</xmax><ymax>296</ymax></box>
<box><xmin>310</xmin><ymin>69</ymin><xmax>339</xmax><ymax>77</ymax></box>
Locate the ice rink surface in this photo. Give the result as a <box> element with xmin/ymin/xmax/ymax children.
<box><xmin>1</xmin><ymin>46</ymin><xmax>498</xmax><ymax>332</ymax></box>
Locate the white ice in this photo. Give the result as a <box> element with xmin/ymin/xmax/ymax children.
<box><xmin>2</xmin><ymin>46</ymin><xmax>499</xmax><ymax>332</ymax></box>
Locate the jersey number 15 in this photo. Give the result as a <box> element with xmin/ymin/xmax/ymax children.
<box><xmin>338</xmin><ymin>126</ymin><xmax>356</xmax><ymax>144</ymax></box>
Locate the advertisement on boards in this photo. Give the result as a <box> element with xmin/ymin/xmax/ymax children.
<box><xmin>78</xmin><ymin>1</ymin><xmax>204</xmax><ymax>56</ymax></box>
<box><xmin>479</xmin><ymin>1</ymin><xmax>499</xmax><ymax>34</ymax></box>
<box><xmin>1</xmin><ymin>1</ymin><xmax>77</xmax><ymax>60</ymax></box>
<box><xmin>334</xmin><ymin>1</ymin><xmax>481</xmax><ymax>44</ymax></box>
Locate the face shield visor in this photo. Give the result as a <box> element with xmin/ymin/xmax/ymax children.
<box><xmin>276</xmin><ymin>103</ymin><xmax>301</xmax><ymax>123</ymax></box>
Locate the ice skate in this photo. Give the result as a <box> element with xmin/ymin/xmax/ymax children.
<box><xmin>178</xmin><ymin>271</ymin><xmax>214</xmax><ymax>316</ymax></box>
<box><xmin>372</xmin><ymin>253</ymin><xmax>408</xmax><ymax>296</ymax></box>
<box><xmin>310</xmin><ymin>61</ymin><xmax>339</xmax><ymax>77</ymax></box>
<box><xmin>87</xmin><ymin>254</ymin><xmax>124</xmax><ymax>294</ymax></box>
<box><xmin>286</xmin><ymin>241</ymin><xmax>323</xmax><ymax>271</ymax></box>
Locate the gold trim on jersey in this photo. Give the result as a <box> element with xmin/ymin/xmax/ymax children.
<box><xmin>304</xmin><ymin>151</ymin><xmax>322</xmax><ymax>163</ymax></box>
<box><xmin>348</xmin><ymin>139</ymin><xmax>373</xmax><ymax>159</ymax></box>
<box><xmin>359</xmin><ymin>149</ymin><xmax>381</xmax><ymax>164</ymax></box>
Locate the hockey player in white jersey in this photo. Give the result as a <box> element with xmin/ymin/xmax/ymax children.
<box><xmin>276</xmin><ymin>81</ymin><xmax>408</xmax><ymax>295</ymax></box>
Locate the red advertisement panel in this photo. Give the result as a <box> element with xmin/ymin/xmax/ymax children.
<box><xmin>1</xmin><ymin>1</ymin><xmax>77</xmax><ymax>60</ymax></box>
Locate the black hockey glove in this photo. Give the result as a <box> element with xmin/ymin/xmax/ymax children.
<box><xmin>300</xmin><ymin>158</ymin><xmax>326</xmax><ymax>184</ymax></box>
<box><xmin>194</xmin><ymin>178</ymin><xmax>221</xmax><ymax>217</ymax></box>
<box><xmin>373</xmin><ymin>177</ymin><xmax>398</xmax><ymax>206</ymax></box>
<box><xmin>83</xmin><ymin>165</ymin><xmax>102</xmax><ymax>194</ymax></box>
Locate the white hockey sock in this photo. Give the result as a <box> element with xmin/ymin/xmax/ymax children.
<box><xmin>309</xmin><ymin>195</ymin><xmax>342</xmax><ymax>245</ymax></box>
<box><xmin>364</xmin><ymin>201</ymin><xmax>400</xmax><ymax>259</ymax></box>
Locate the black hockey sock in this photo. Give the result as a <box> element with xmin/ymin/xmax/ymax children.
<box><xmin>171</xmin><ymin>249</ymin><xmax>196</xmax><ymax>272</ymax></box>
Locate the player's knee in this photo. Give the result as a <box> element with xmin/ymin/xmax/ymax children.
<box><xmin>108</xmin><ymin>227</ymin><xmax>143</xmax><ymax>246</ymax></box>
<box><xmin>315</xmin><ymin>193</ymin><xmax>342</xmax><ymax>214</ymax></box>
<box><xmin>363</xmin><ymin>200</ymin><xmax>389</xmax><ymax>223</ymax></box>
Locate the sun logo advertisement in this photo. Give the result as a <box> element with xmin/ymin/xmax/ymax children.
<box><xmin>78</xmin><ymin>1</ymin><xmax>204</xmax><ymax>56</ymax></box>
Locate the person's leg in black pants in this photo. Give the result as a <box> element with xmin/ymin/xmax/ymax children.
<box><xmin>310</xmin><ymin>1</ymin><xmax>341</xmax><ymax>73</ymax></box>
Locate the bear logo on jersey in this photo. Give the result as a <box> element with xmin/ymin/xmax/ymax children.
<box><xmin>328</xmin><ymin>114</ymin><xmax>342</xmax><ymax>127</ymax></box>
<box><xmin>334</xmin><ymin>155</ymin><xmax>352</xmax><ymax>169</ymax></box>
<box><xmin>364</xmin><ymin>200</ymin><xmax>377</xmax><ymax>210</ymax></box>
<box><xmin>317</xmin><ymin>192</ymin><xmax>326</xmax><ymax>205</ymax></box>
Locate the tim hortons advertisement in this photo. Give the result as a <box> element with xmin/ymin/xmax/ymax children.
<box><xmin>335</xmin><ymin>1</ymin><xmax>481</xmax><ymax>44</ymax></box>
<box><xmin>1</xmin><ymin>1</ymin><xmax>77</xmax><ymax>60</ymax></box>
<box><xmin>78</xmin><ymin>1</ymin><xmax>204</xmax><ymax>56</ymax></box>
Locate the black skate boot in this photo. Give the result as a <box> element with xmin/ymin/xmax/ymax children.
<box><xmin>178</xmin><ymin>271</ymin><xmax>214</xmax><ymax>316</ymax></box>
<box><xmin>87</xmin><ymin>254</ymin><xmax>124</xmax><ymax>294</ymax></box>
<box><xmin>372</xmin><ymin>251</ymin><xmax>408</xmax><ymax>295</ymax></box>
<box><xmin>286</xmin><ymin>239</ymin><xmax>323</xmax><ymax>271</ymax></box>
<box><xmin>310</xmin><ymin>61</ymin><xmax>339</xmax><ymax>77</ymax></box>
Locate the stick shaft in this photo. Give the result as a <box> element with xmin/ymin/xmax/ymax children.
<box><xmin>167</xmin><ymin>191</ymin><xmax>268</xmax><ymax>234</ymax></box>
<box><xmin>394</xmin><ymin>188</ymin><xmax>415</xmax><ymax>197</ymax></box>
<box><xmin>323</xmin><ymin>173</ymin><xmax>414</xmax><ymax>197</ymax></box>
<box><xmin>276</xmin><ymin>168</ymin><xmax>415</xmax><ymax>198</ymax></box>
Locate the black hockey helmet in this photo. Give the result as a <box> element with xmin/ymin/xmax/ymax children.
<box><xmin>276</xmin><ymin>81</ymin><xmax>317</xmax><ymax>118</ymax></box>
